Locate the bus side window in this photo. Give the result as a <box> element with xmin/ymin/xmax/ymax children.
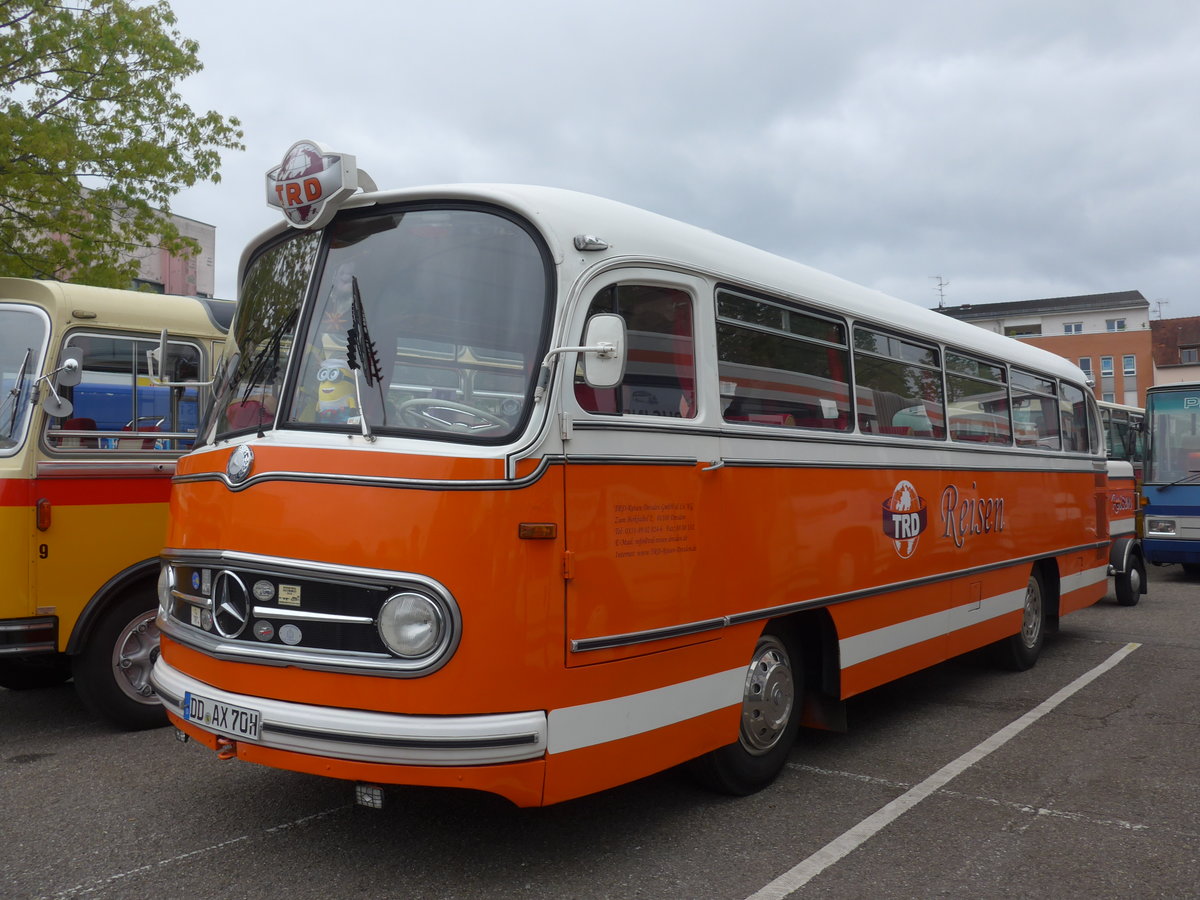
<box><xmin>575</xmin><ymin>284</ymin><xmax>696</xmax><ymax>419</ymax></box>
<box><xmin>48</xmin><ymin>334</ymin><xmax>201</xmax><ymax>452</ymax></box>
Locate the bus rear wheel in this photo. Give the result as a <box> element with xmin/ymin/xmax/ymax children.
<box><xmin>72</xmin><ymin>589</ymin><xmax>167</xmax><ymax>731</ymax></box>
<box><xmin>993</xmin><ymin>568</ymin><xmax>1046</xmax><ymax>671</ymax></box>
<box><xmin>689</xmin><ymin>628</ymin><xmax>801</xmax><ymax>796</ymax></box>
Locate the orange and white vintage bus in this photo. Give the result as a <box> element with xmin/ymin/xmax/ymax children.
<box><xmin>152</xmin><ymin>141</ymin><xmax>1119</xmax><ymax>806</ymax></box>
<box><xmin>0</xmin><ymin>277</ymin><xmax>231</xmax><ymax>729</ymax></box>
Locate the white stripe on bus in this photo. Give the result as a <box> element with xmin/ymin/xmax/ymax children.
<box><xmin>839</xmin><ymin>564</ymin><xmax>1107</xmax><ymax>669</ymax></box>
<box><xmin>547</xmin><ymin>666</ymin><xmax>747</xmax><ymax>754</ymax></box>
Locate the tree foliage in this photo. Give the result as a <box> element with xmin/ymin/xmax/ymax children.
<box><xmin>0</xmin><ymin>0</ymin><xmax>243</xmax><ymax>287</ymax></box>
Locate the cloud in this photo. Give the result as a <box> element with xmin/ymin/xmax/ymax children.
<box><xmin>169</xmin><ymin>0</ymin><xmax>1200</xmax><ymax>316</ymax></box>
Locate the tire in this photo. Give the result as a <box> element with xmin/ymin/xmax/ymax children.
<box><xmin>71</xmin><ymin>588</ymin><xmax>167</xmax><ymax>730</ymax></box>
<box><xmin>1182</xmin><ymin>563</ymin><xmax>1200</xmax><ymax>576</ymax></box>
<box><xmin>993</xmin><ymin>568</ymin><xmax>1046</xmax><ymax>671</ymax></box>
<box><xmin>1115</xmin><ymin>552</ymin><xmax>1145</xmax><ymax>607</ymax></box>
<box><xmin>0</xmin><ymin>655</ymin><xmax>73</xmax><ymax>690</ymax></box>
<box><xmin>689</xmin><ymin>628</ymin><xmax>802</xmax><ymax>795</ymax></box>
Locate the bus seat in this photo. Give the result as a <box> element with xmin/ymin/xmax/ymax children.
<box><xmin>119</xmin><ymin>424</ymin><xmax>160</xmax><ymax>450</ymax></box>
<box><xmin>59</xmin><ymin>417</ymin><xmax>99</xmax><ymax>449</ymax></box>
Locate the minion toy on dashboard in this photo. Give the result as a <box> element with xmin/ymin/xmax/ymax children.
<box><xmin>315</xmin><ymin>358</ymin><xmax>357</xmax><ymax>423</ymax></box>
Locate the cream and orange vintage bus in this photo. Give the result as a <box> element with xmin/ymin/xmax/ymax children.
<box><xmin>152</xmin><ymin>141</ymin><xmax>1119</xmax><ymax>806</ymax></box>
<box><xmin>0</xmin><ymin>277</ymin><xmax>231</xmax><ymax>729</ymax></box>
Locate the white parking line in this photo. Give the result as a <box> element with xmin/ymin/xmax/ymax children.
<box><xmin>43</xmin><ymin>805</ymin><xmax>351</xmax><ymax>900</ymax></box>
<box><xmin>789</xmin><ymin>765</ymin><xmax>1151</xmax><ymax>832</ymax></box>
<box><xmin>746</xmin><ymin>642</ymin><xmax>1142</xmax><ymax>900</ymax></box>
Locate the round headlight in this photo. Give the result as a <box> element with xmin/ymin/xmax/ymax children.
<box><xmin>378</xmin><ymin>592</ymin><xmax>444</xmax><ymax>658</ymax></box>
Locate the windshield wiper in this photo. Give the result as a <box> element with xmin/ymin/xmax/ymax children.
<box><xmin>1</xmin><ymin>347</ymin><xmax>34</xmax><ymax>440</ymax></box>
<box><xmin>346</xmin><ymin>276</ymin><xmax>384</xmax><ymax>442</ymax></box>
<box><xmin>1163</xmin><ymin>470</ymin><xmax>1200</xmax><ymax>489</ymax></box>
<box><xmin>237</xmin><ymin>309</ymin><xmax>299</xmax><ymax>436</ymax></box>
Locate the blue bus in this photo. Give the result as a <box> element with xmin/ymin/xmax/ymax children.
<box><xmin>1142</xmin><ymin>382</ymin><xmax>1200</xmax><ymax>573</ymax></box>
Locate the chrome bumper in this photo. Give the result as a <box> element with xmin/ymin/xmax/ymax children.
<box><xmin>151</xmin><ymin>657</ymin><xmax>546</xmax><ymax>766</ymax></box>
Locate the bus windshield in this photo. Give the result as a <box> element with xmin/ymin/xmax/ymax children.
<box><xmin>215</xmin><ymin>206</ymin><xmax>551</xmax><ymax>444</ymax></box>
<box><xmin>1145</xmin><ymin>388</ymin><xmax>1200</xmax><ymax>484</ymax></box>
<box><xmin>0</xmin><ymin>305</ymin><xmax>49</xmax><ymax>454</ymax></box>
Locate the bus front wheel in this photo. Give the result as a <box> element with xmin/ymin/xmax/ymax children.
<box><xmin>1115</xmin><ymin>553</ymin><xmax>1145</xmax><ymax>607</ymax></box>
<box><xmin>72</xmin><ymin>589</ymin><xmax>167</xmax><ymax>731</ymax></box>
<box><xmin>689</xmin><ymin>628</ymin><xmax>801</xmax><ymax>796</ymax></box>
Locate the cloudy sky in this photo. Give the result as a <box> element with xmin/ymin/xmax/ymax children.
<box><xmin>169</xmin><ymin>0</ymin><xmax>1199</xmax><ymax>318</ymax></box>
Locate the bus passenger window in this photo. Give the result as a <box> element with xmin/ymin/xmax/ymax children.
<box><xmin>853</xmin><ymin>328</ymin><xmax>945</xmax><ymax>439</ymax></box>
<box><xmin>1060</xmin><ymin>382</ymin><xmax>1090</xmax><ymax>452</ymax></box>
<box><xmin>715</xmin><ymin>289</ymin><xmax>850</xmax><ymax>430</ymax></box>
<box><xmin>946</xmin><ymin>353</ymin><xmax>1011</xmax><ymax>444</ymax></box>
<box><xmin>1011</xmin><ymin>370</ymin><xmax>1060</xmax><ymax>450</ymax></box>
<box><xmin>576</xmin><ymin>285</ymin><xmax>695</xmax><ymax>418</ymax></box>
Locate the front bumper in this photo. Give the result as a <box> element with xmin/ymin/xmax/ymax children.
<box><xmin>150</xmin><ymin>657</ymin><xmax>547</xmax><ymax>767</ymax></box>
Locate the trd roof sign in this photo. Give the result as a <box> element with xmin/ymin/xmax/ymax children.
<box><xmin>265</xmin><ymin>139</ymin><xmax>366</xmax><ymax>230</ymax></box>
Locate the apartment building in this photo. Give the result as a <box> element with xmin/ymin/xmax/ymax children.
<box><xmin>936</xmin><ymin>291</ymin><xmax>1151</xmax><ymax>407</ymax></box>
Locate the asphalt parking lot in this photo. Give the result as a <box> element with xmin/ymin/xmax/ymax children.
<box><xmin>2</xmin><ymin>565</ymin><xmax>1197</xmax><ymax>900</ymax></box>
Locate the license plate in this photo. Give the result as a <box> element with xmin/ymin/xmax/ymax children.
<box><xmin>183</xmin><ymin>691</ymin><xmax>262</xmax><ymax>741</ymax></box>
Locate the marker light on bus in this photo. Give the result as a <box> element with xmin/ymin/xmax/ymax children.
<box><xmin>377</xmin><ymin>592</ymin><xmax>447</xmax><ymax>658</ymax></box>
<box><xmin>1146</xmin><ymin>519</ymin><xmax>1177</xmax><ymax>536</ymax></box>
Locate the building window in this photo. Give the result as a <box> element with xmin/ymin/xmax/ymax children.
<box><xmin>1106</xmin><ymin>318</ymin><xmax>1126</xmax><ymax>331</ymax></box>
<box><xmin>1123</xmin><ymin>355</ymin><xmax>1136</xmax><ymax>376</ymax></box>
<box><xmin>1100</xmin><ymin>356</ymin><xmax>1114</xmax><ymax>376</ymax></box>
<box><xmin>1004</xmin><ymin>324</ymin><xmax>1041</xmax><ymax>337</ymax></box>
<box><xmin>1102</xmin><ymin>392</ymin><xmax>1115</xmax><ymax>402</ymax></box>
<box><xmin>1181</xmin><ymin>346</ymin><xmax>1199</xmax><ymax>364</ymax></box>
<box><xmin>1078</xmin><ymin>357</ymin><xmax>1092</xmax><ymax>376</ymax></box>
<box><xmin>1063</xmin><ymin>322</ymin><xmax>1083</xmax><ymax>334</ymax></box>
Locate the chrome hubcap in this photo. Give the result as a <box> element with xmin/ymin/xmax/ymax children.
<box><xmin>740</xmin><ymin>636</ymin><xmax>794</xmax><ymax>755</ymax></box>
<box><xmin>1021</xmin><ymin>577</ymin><xmax>1043</xmax><ymax>649</ymax></box>
<box><xmin>112</xmin><ymin>612</ymin><xmax>161</xmax><ymax>705</ymax></box>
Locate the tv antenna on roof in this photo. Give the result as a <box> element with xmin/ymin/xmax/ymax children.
<box><xmin>930</xmin><ymin>275</ymin><xmax>949</xmax><ymax>307</ymax></box>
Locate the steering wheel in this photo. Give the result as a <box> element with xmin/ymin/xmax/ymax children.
<box><xmin>397</xmin><ymin>398</ymin><xmax>507</xmax><ymax>432</ymax></box>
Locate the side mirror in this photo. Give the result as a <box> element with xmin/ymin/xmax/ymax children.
<box><xmin>148</xmin><ymin>329</ymin><xmax>214</xmax><ymax>387</ymax></box>
<box><xmin>580</xmin><ymin>313</ymin><xmax>626</xmax><ymax>389</ymax></box>
<box><xmin>38</xmin><ymin>348</ymin><xmax>84</xmax><ymax>417</ymax></box>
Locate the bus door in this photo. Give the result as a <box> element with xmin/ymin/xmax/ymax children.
<box><xmin>562</xmin><ymin>272</ymin><xmax>722</xmax><ymax>666</ymax></box>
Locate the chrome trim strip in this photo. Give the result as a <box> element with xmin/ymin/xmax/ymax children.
<box><xmin>0</xmin><ymin>643</ymin><xmax>57</xmax><ymax>656</ymax></box>
<box><xmin>151</xmin><ymin>657</ymin><xmax>546</xmax><ymax>766</ymax></box>
<box><xmin>571</xmin><ymin>618</ymin><xmax>725</xmax><ymax>652</ymax></box>
<box><xmin>0</xmin><ymin>619</ymin><xmax>55</xmax><ymax>633</ymax></box>
<box><xmin>160</xmin><ymin>614</ymin><xmax>402</xmax><ymax>670</ymax></box>
<box><xmin>251</xmin><ymin>606</ymin><xmax>373</xmax><ymax>625</ymax></box>
<box><xmin>172</xmin><ymin>455</ymin><xmax>555</xmax><ymax>493</ymax></box>
<box><xmin>570</xmin><ymin>542</ymin><xmax>1110</xmax><ymax>652</ymax></box>
<box><xmin>162</xmin><ymin>550</ymin><xmax>446</xmax><ymax>593</ymax></box>
<box><xmin>37</xmin><ymin>460</ymin><xmax>178</xmax><ymax>477</ymax></box>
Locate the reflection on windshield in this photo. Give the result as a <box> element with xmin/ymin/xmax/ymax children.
<box><xmin>282</xmin><ymin>207</ymin><xmax>550</xmax><ymax>443</ymax></box>
<box><xmin>212</xmin><ymin>231</ymin><xmax>320</xmax><ymax>437</ymax></box>
<box><xmin>0</xmin><ymin>307</ymin><xmax>48</xmax><ymax>453</ymax></box>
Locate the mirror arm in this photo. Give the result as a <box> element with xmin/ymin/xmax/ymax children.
<box><xmin>147</xmin><ymin>328</ymin><xmax>215</xmax><ymax>387</ymax></box>
<box><xmin>533</xmin><ymin>343</ymin><xmax>617</xmax><ymax>403</ymax></box>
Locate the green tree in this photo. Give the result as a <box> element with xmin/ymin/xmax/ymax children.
<box><xmin>0</xmin><ymin>0</ymin><xmax>243</xmax><ymax>287</ymax></box>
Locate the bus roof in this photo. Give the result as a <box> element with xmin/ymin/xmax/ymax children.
<box><xmin>241</xmin><ymin>183</ymin><xmax>1089</xmax><ymax>387</ymax></box>
<box><xmin>0</xmin><ymin>278</ymin><xmax>234</xmax><ymax>336</ymax></box>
